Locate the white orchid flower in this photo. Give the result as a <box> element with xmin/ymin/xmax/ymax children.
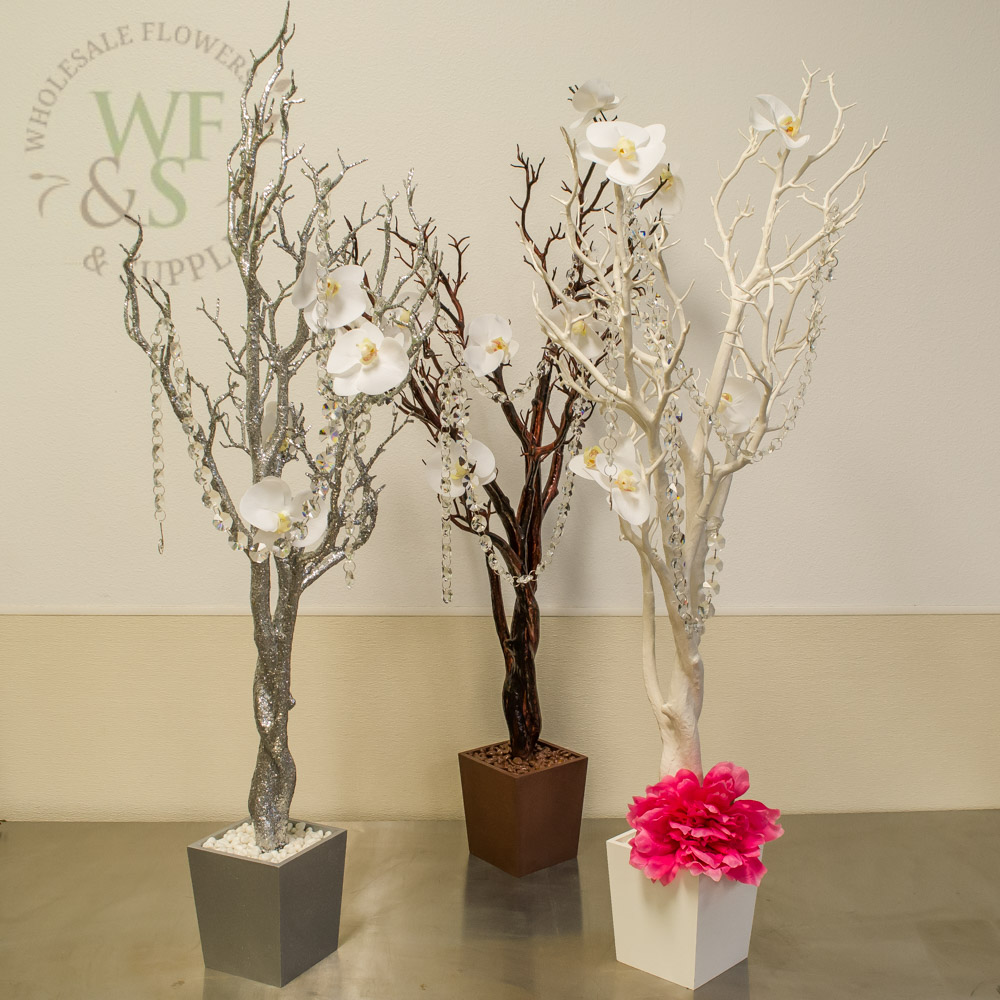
<box><xmin>239</xmin><ymin>477</ymin><xmax>328</xmax><ymax>551</ymax></box>
<box><xmin>464</xmin><ymin>315</ymin><xmax>519</xmax><ymax>376</ymax></box>
<box><xmin>325</xmin><ymin>320</ymin><xmax>410</xmax><ymax>397</ymax></box>
<box><xmin>716</xmin><ymin>377</ymin><xmax>763</xmax><ymax>436</ymax></box>
<box><xmin>290</xmin><ymin>252</ymin><xmax>369</xmax><ymax>331</ymax></box>
<box><xmin>546</xmin><ymin>301</ymin><xmax>605</xmax><ymax>361</ymax></box>
<box><xmin>635</xmin><ymin>161</ymin><xmax>685</xmax><ymax>220</ymax></box>
<box><xmin>425</xmin><ymin>438</ymin><xmax>498</xmax><ymax>497</ymax></box>
<box><xmin>578</xmin><ymin>121</ymin><xmax>667</xmax><ymax>187</ymax></box>
<box><xmin>569</xmin><ymin>78</ymin><xmax>620</xmax><ymax>128</ymax></box>
<box><xmin>750</xmin><ymin>94</ymin><xmax>810</xmax><ymax>150</ymax></box>
<box><xmin>569</xmin><ymin>439</ymin><xmax>651</xmax><ymax>526</ymax></box>
<box><xmin>387</xmin><ymin>307</ymin><xmax>414</xmax><ymax>341</ymax></box>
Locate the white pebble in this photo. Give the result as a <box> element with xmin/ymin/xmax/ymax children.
<box><xmin>202</xmin><ymin>822</ymin><xmax>331</xmax><ymax>864</ymax></box>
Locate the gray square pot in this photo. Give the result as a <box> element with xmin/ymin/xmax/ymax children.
<box><xmin>187</xmin><ymin>819</ymin><xmax>347</xmax><ymax>987</ymax></box>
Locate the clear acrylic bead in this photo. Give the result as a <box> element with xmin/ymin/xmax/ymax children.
<box><xmin>248</xmin><ymin>543</ymin><xmax>269</xmax><ymax>563</ymax></box>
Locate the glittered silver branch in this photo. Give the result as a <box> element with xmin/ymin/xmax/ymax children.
<box><xmin>120</xmin><ymin>9</ymin><xmax>437</xmax><ymax>850</ymax></box>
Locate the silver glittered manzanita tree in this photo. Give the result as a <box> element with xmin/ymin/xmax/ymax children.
<box><xmin>120</xmin><ymin>14</ymin><xmax>439</xmax><ymax>850</ymax></box>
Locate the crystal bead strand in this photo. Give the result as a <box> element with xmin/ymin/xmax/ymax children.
<box><xmin>152</xmin><ymin>317</ymin><xmax>249</xmax><ymax>554</ymax></box>
<box><xmin>437</xmin><ymin>369</ymin><xmax>470</xmax><ymax>602</ymax></box>
<box><xmin>659</xmin><ymin>390</ymin><xmax>697</xmax><ymax>632</ymax></box>
<box><xmin>695</xmin><ymin>518</ymin><xmax>725</xmax><ymax>624</ymax></box>
<box><xmin>461</xmin><ymin>356</ymin><xmax>546</xmax><ymax>406</ymax></box>
<box><xmin>149</xmin><ymin>319</ymin><xmax>168</xmax><ymax>553</ymax></box>
<box><xmin>340</xmin><ymin>406</ymin><xmax>371</xmax><ymax>587</ymax></box>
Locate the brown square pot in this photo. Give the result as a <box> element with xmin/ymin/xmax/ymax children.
<box><xmin>458</xmin><ymin>740</ymin><xmax>588</xmax><ymax>877</ymax></box>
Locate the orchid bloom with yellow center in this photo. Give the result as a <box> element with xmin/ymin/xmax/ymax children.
<box><xmin>716</xmin><ymin>377</ymin><xmax>764</xmax><ymax>436</ymax></box>
<box><xmin>635</xmin><ymin>160</ymin><xmax>686</xmax><ymax>220</ymax></box>
<box><xmin>325</xmin><ymin>320</ymin><xmax>409</xmax><ymax>398</ymax></box>
<box><xmin>450</xmin><ymin>459</ymin><xmax>473</xmax><ymax>482</ymax></box>
<box><xmin>290</xmin><ymin>252</ymin><xmax>369</xmax><ymax>331</ymax></box>
<box><xmin>464</xmin><ymin>315</ymin><xmax>519</xmax><ymax>376</ymax></box>
<box><xmin>358</xmin><ymin>338</ymin><xmax>378</xmax><ymax>365</ymax></box>
<box><xmin>238</xmin><ymin>477</ymin><xmax>329</xmax><ymax>554</ymax></box>
<box><xmin>750</xmin><ymin>94</ymin><xmax>810</xmax><ymax>150</ymax></box>
<box><xmin>779</xmin><ymin>114</ymin><xmax>801</xmax><ymax>138</ymax></box>
<box><xmin>569</xmin><ymin>439</ymin><xmax>652</xmax><ymax>526</ymax></box>
<box><xmin>613</xmin><ymin>137</ymin><xmax>637</xmax><ymax>161</ymax></box>
<box><xmin>579</xmin><ymin>121</ymin><xmax>667</xmax><ymax>186</ymax></box>
<box><xmin>425</xmin><ymin>438</ymin><xmax>498</xmax><ymax>498</ymax></box>
<box><xmin>544</xmin><ymin>302</ymin><xmax>605</xmax><ymax>360</ymax></box>
<box><xmin>614</xmin><ymin>469</ymin><xmax>639</xmax><ymax>493</ymax></box>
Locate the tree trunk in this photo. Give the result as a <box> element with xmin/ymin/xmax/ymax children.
<box><xmin>658</xmin><ymin>643</ymin><xmax>705</xmax><ymax>779</ymax></box>
<box><xmin>248</xmin><ymin>560</ymin><xmax>301</xmax><ymax>851</ymax></box>
<box><xmin>501</xmin><ymin>583</ymin><xmax>542</xmax><ymax>761</ymax></box>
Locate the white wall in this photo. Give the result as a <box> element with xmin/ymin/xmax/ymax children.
<box><xmin>1</xmin><ymin>0</ymin><xmax>997</xmax><ymax>615</ymax></box>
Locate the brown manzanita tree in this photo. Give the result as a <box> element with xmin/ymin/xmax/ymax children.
<box><xmin>393</xmin><ymin>147</ymin><xmax>615</xmax><ymax>762</ymax></box>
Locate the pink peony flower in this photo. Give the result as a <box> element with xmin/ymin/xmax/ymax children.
<box><xmin>626</xmin><ymin>762</ymin><xmax>783</xmax><ymax>887</ymax></box>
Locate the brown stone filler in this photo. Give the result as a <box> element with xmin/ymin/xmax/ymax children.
<box><xmin>468</xmin><ymin>741</ymin><xmax>582</xmax><ymax>775</ymax></box>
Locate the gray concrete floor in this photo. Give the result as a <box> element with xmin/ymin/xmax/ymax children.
<box><xmin>1</xmin><ymin>813</ymin><xmax>998</xmax><ymax>999</ymax></box>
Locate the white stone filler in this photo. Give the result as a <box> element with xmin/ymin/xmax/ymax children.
<box><xmin>202</xmin><ymin>822</ymin><xmax>332</xmax><ymax>863</ymax></box>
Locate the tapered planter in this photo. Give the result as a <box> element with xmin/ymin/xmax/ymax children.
<box><xmin>458</xmin><ymin>740</ymin><xmax>588</xmax><ymax>877</ymax></box>
<box><xmin>606</xmin><ymin>830</ymin><xmax>757</xmax><ymax>989</ymax></box>
<box><xmin>187</xmin><ymin>820</ymin><xmax>347</xmax><ymax>987</ymax></box>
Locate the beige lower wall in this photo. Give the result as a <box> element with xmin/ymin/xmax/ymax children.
<box><xmin>2</xmin><ymin>614</ymin><xmax>998</xmax><ymax>821</ymax></box>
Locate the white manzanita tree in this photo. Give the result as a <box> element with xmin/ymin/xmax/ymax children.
<box><xmin>529</xmin><ymin>72</ymin><xmax>885</xmax><ymax>779</ymax></box>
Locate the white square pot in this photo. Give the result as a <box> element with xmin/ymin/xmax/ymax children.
<box><xmin>606</xmin><ymin>830</ymin><xmax>757</xmax><ymax>989</ymax></box>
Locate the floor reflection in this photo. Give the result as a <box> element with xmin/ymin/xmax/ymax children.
<box><xmin>692</xmin><ymin>960</ymin><xmax>750</xmax><ymax>999</ymax></box>
<box><xmin>3</xmin><ymin>815</ymin><xmax>998</xmax><ymax>999</ymax></box>
<box><xmin>462</xmin><ymin>854</ymin><xmax>583</xmax><ymax>940</ymax></box>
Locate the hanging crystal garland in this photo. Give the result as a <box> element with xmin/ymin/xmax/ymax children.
<box><xmin>461</xmin><ymin>355</ymin><xmax>549</xmax><ymax>405</ymax></box>
<box><xmin>148</xmin><ymin>317</ymin><xmax>250</xmax><ymax>553</ymax></box>
<box><xmin>604</xmin><ymin>204</ymin><xmax>704</xmax><ymax>633</ymax></box>
<box><xmin>695</xmin><ymin>517</ymin><xmax>725</xmax><ymax>624</ymax></box>
<box><xmin>149</xmin><ymin>319</ymin><xmax>168</xmax><ymax>553</ymax></box>
<box><xmin>436</xmin><ymin>367</ymin><xmax>470</xmax><ymax>602</ymax></box>
<box><xmin>340</xmin><ymin>404</ymin><xmax>372</xmax><ymax>587</ymax></box>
